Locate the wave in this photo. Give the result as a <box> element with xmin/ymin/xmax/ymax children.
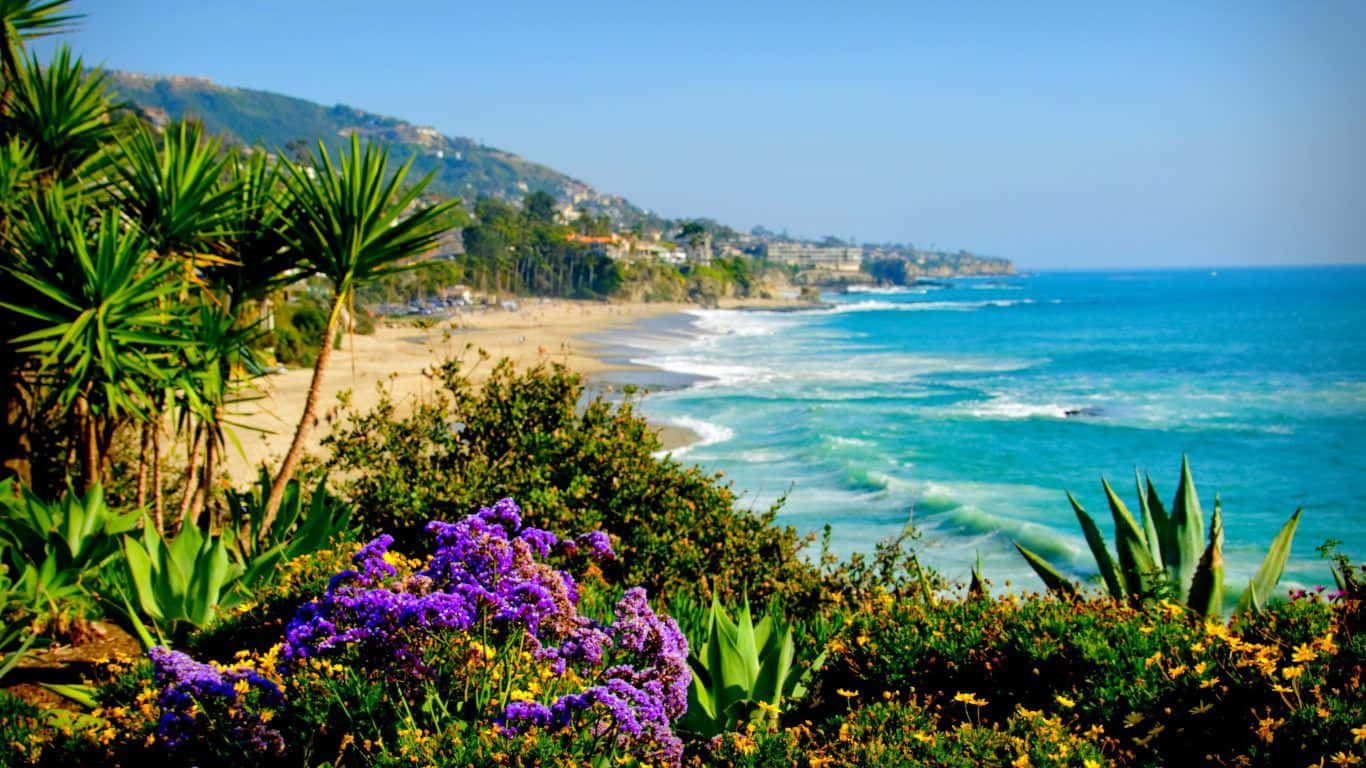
<box><xmin>826</xmin><ymin>298</ymin><xmax>1036</xmax><ymax>314</ymax></box>
<box><xmin>842</xmin><ymin>285</ymin><xmax>928</xmax><ymax>294</ymax></box>
<box><xmin>966</xmin><ymin>397</ymin><xmax>1076</xmax><ymax>421</ymax></box>
<box><xmin>651</xmin><ymin>416</ymin><xmax>735</xmax><ymax>458</ymax></box>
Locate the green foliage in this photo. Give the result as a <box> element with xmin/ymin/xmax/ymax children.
<box><xmin>2</xmin><ymin>45</ymin><xmax>115</xmax><ymax>178</ymax></box>
<box><xmin>272</xmin><ymin>297</ymin><xmax>328</xmax><ymax>366</ymax></box>
<box><xmin>224</xmin><ymin>469</ymin><xmax>353</xmax><ymax>563</ymax></box>
<box><xmin>0</xmin><ymin>479</ymin><xmax>139</xmax><ymax>575</ymax></box>
<box><xmin>680</xmin><ymin>593</ymin><xmax>820</xmax><ymax>738</ymax></box>
<box><xmin>1017</xmin><ymin>457</ymin><xmax>1302</xmax><ymax>616</ymax></box>
<box><xmin>322</xmin><ymin>356</ymin><xmax>823</xmax><ymax>606</ymax></box>
<box><xmin>821</xmin><ymin>590</ymin><xmax>1363</xmax><ymax>767</ymax></box>
<box><xmin>112</xmin><ymin>519</ymin><xmax>262</xmax><ymax>648</ymax></box>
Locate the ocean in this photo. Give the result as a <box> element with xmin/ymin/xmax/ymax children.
<box><xmin>593</xmin><ymin>267</ymin><xmax>1366</xmax><ymax>593</ymax></box>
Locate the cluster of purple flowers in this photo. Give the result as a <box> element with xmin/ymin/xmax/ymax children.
<box><xmin>147</xmin><ymin>646</ymin><xmax>284</xmax><ymax>756</ymax></box>
<box><xmin>146</xmin><ymin>498</ymin><xmax>689</xmax><ymax>765</ymax></box>
<box><xmin>282</xmin><ymin>498</ymin><xmax>613</xmax><ymax>670</ymax></box>
<box><xmin>500</xmin><ymin>587</ymin><xmax>691</xmax><ymax>765</ymax></box>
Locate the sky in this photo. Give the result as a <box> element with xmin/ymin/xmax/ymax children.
<box><xmin>35</xmin><ymin>0</ymin><xmax>1366</xmax><ymax>269</ymax></box>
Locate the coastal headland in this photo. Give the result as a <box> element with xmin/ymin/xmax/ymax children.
<box><xmin>222</xmin><ymin>297</ymin><xmax>809</xmax><ymax>484</ymax></box>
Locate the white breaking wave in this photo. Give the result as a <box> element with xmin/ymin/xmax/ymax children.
<box><xmin>966</xmin><ymin>397</ymin><xmax>1074</xmax><ymax>420</ymax></box>
<box><xmin>825</xmin><ymin>298</ymin><xmax>1035</xmax><ymax>314</ymax></box>
<box><xmin>652</xmin><ymin>416</ymin><xmax>735</xmax><ymax>458</ymax></box>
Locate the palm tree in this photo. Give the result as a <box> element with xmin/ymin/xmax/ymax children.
<box><xmin>260</xmin><ymin>135</ymin><xmax>457</xmax><ymax>529</ymax></box>
<box><xmin>0</xmin><ymin>45</ymin><xmax>119</xmax><ymax>487</ymax></box>
<box><xmin>0</xmin><ymin>0</ymin><xmax>78</xmax><ymax>87</ymax></box>
<box><xmin>1</xmin><ymin>191</ymin><xmax>186</xmax><ymax>490</ymax></box>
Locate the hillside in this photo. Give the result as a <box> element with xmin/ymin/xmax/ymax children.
<box><xmin>107</xmin><ymin>71</ymin><xmax>645</xmax><ymax>221</ymax></box>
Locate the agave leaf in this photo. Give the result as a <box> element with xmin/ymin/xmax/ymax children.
<box><xmin>1236</xmin><ymin>508</ymin><xmax>1302</xmax><ymax>617</ymax></box>
<box><xmin>1187</xmin><ymin>496</ymin><xmax>1225</xmax><ymax>616</ymax></box>
<box><xmin>40</xmin><ymin>683</ymin><xmax>98</xmax><ymax>709</ymax></box>
<box><xmin>187</xmin><ymin>536</ymin><xmax>232</xmax><ymax>627</ymax></box>
<box><xmin>1015</xmin><ymin>543</ymin><xmax>1078</xmax><ymax>598</ymax></box>
<box><xmin>752</xmin><ymin>624</ymin><xmax>795</xmax><ymax>706</ymax></box>
<box><xmin>969</xmin><ymin>551</ymin><xmax>987</xmax><ymax>597</ymax></box>
<box><xmin>1103</xmin><ymin>478</ymin><xmax>1159</xmax><ymax>597</ymax></box>
<box><xmin>734</xmin><ymin>598</ymin><xmax>761</xmax><ymax>687</ymax></box>
<box><xmin>122</xmin><ymin>536</ymin><xmax>163</xmax><ymax>621</ymax></box>
<box><xmin>1145</xmin><ymin>475</ymin><xmax>1173</xmax><ymax>569</ymax></box>
<box><xmin>1167</xmin><ymin>456</ymin><xmax>1205</xmax><ymax>602</ymax></box>
<box><xmin>1070</xmin><ymin>490</ymin><xmax>1123</xmax><ymax>599</ymax></box>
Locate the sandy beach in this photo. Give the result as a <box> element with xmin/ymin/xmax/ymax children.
<box><xmin>222</xmin><ymin>297</ymin><xmax>806</xmax><ymax>485</ymax></box>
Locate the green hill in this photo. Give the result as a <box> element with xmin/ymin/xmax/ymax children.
<box><xmin>107</xmin><ymin>71</ymin><xmax>645</xmax><ymax>220</ymax></box>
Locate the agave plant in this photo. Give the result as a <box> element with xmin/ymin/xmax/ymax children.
<box><xmin>112</xmin><ymin>518</ymin><xmax>279</xmax><ymax>648</ymax></box>
<box><xmin>679</xmin><ymin>593</ymin><xmax>821</xmax><ymax>738</ymax></box>
<box><xmin>225</xmin><ymin>469</ymin><xmax>353</xmax><ymax>563</ymax></box>
<box><xmin>0</xmin><ymin>478</ymin><xmax>139</xmax><ymax>574</ymax></box>
<box><xmin>1016</xmin><ymin>456</ymin><xmax>1301</xmax><ymax>616</ymax></box>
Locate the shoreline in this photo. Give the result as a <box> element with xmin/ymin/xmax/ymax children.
<box><xmin>223</xmin><ymin>297</ymin><xmax>812</xmax><ymax>484</ymax></box>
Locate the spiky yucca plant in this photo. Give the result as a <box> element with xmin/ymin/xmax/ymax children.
<box><xmin>1016</xmin><ymin>457</ymin><xmax>1301</xmax><ymax>616</ymax></box>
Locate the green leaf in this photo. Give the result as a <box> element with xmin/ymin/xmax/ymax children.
<box><xmin>1187</xmin><ymin>496</ymin><xmax>1224</xmax><ymax>616</ymax></box>
<box><xmin>1103</xmin><ymin>478</ymin><xmax>1160</xmax><ymax>597</ymax></box>
<box><xmin>1015</xmin><ymin>543</ymin><xmax>1078</xmax><ymax>598</ymax></box>
<box><xmin>1167</xmin><ymin>456</ymin><xmax>1206</xmax><ymax>602</ymax></box>
<box><xmin>1069</xmin><ymin>490</ymin><xmax>1123</xmax><ymax>599</ymax></box>
<box><xmin>1237</xmin><ymin>508</ymin><xmax>1302</xmax><ymax>617</ymax></box>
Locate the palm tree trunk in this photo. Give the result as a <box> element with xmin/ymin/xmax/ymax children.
<box><xmin>76</xmin><ymin>396</ymin><xmax>98</xmax><ymax>492</ymax></box>
<box><xmin>177</xmin><ymin>422</ymin><xmax>202</xmax><ymax>528</ymax></box>
<box><xmin>152</xmin><ymin>426</ymin><xmax>164</xmax><ymax>533</ymax></box>
<box><xmin>262</xmin><ymin>293</ymin><xmax>344</xmax><ymax>533</ymax></box>
<box><xmin>190</xmin><ymin>430</ymin><xmax>216</xmax><ymax>529</ymax></box>
<box><xmin>135</xmin><ymin>422</ymin><xmax>150</xmax><ymax>508</ymax></box>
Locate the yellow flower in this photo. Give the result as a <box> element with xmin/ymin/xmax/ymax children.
<box><xmin>756</xmin><ymin>700</ymin><xmax>780</xmax><ymax>716</ymax></box>
<box><xmin>1188</xmin><ymin>701</ymin><xmax>1212</xmax><ymax>716</ymax></box>
<box><xmin>912</xmin><ymin>732</ymin><xmax>933</xmax><ymax>744</ymax></box>
<box><xmin>1054</xmin><ymin>694</ymin><xmax>1075</xmax><ymax>709</ymax></box>
<box><xmin>836</xmin><ymin>688</ymin><xmax>859</xmax><ymax>699</ymax></box>
<box><xmin>1332</xmin><ymin>751</ymin><xmax>1363</xmax><ymax>767</ymax></box>
<box><xmin>1281</xmin><ymin>665</ymin><xmax>1304</xmax><ymax>680</ymax></box>
<box><xmin>1256</xmin><ymin>716</ymin><xmax>1285</xmax><ymax>744</ymax></box>
<box><xmin>1123</xmin><ymin>712</ymin><xmax>1144</xmax><ymax>729</ymax></box>
<box><xmin>1292</xmin><ymin>642</ymin><xmax>1318</xmax><ymax>664</ymax></box>
<box><xmin>1353</xmin><ymin>723</ymin><xmax>1366</xmax><ymax>744</ymax></box>
<box><xmin>953</xmin><ymin>692</ymin><xmax>987</xmax><ymax>706</ymax></box>
<box><xmin>1012</xmin><ymin>755</ymin><xmax>1031</xmax><ymax>768</ymax></box>
<box><xmin>1144</xmin><ymin>651</ymin><xmax>1163</xmax><ymax>668</ymax></box>
<box><xmin>1084</xmin><ymin>760</ymin><xmax>1101</xmax><ymax>768</ymax></box>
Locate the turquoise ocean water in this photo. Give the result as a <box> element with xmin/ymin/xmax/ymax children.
<box><xmin>596</xmin><ymin>267</ymin><xmax>1366</xmax><ymax>592</ymax></box>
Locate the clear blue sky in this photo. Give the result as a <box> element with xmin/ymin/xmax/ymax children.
<box><xmin>35</xmin><ymin>0</ymin><xmax>1366</xmax><ymax>268</ymax></box>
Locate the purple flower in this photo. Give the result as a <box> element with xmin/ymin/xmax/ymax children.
<box><xmin>576</xmin><ymin>531</ymin><xmax>615</xmax><ymax>560</ymax></box>
<box><xmin>351</xmin><ymin>534</ymin><xmax>397</xmax><ymax>583</ymax></box>
<box><xmin>148</xmin><ymin>647</ymin><xmax>283</xmax><ymax>755</ymax></box>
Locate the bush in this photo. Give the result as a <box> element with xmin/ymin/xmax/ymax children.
<box><xmin>818</xmin><ymin>589</ymin><xmax>1364</xmax><ymax>767</ymax></box>
<box><xmin>22</xmin><ymin>499</ymin><xmax>692</xmax><ymax>767</ymax></box>
<box><xmin>321</xmin><ymin>356</ymin><xmax>824</xmax><ymax>607</ymax></box>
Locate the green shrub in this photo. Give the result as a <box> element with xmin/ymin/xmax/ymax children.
<box><xmin>820</xmin><ymin>590</ymin><xmax>1364</xmax><ymax>767</ymax></box>
<box><xmin>321</xmin><ymin>355</ymin><xmax>823</xmax><ymax>607</ymax></box>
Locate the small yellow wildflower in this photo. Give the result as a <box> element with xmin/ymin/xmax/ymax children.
<box><xmin>912</xmin><ymin>732</ymin><xmax>933</xmax><ymax>744</ymax></box>
<box><xmin>953</xmin><ymin>692</ymin><xmax>987</xmax><ymax>706</ymax></box>
<box><xmin>1012</xmin><ymin>754</ymin><xmax>1031</xmax><ymax>768</ymax></box>
<box><xmin>1256</xmin><ymin>715</ymin><xmax>1285</xmax><ymax>744</ymax></box>
<box><xmin>1332</xmin><ymin>751</ymin><xmax>1363</xmax><ymax>767</ymax></box>
<box><xmin>836</xmin><ymin>688</ymin><xmax>859</xmax><ymax>698</ymax></box>
<box><xmin>1353</xmin><ymin>723</ymin><xmax>1366</xmax><ymax>744</ymax></box>
<box><xmin>1054</xmin><ymin>694</ymin><xmax>1075</xmax><ymax>709</ymax></box>
<box><xmin>1123</xmin><ymin>712</ymin><xmax>1144</xmax><ymax>729</ymax></box>
<box><xmin>1084</xmin><ymin>761</ymin><xmax>1101</xmax><ymax>768</ymax></box>
<box><xmin>1281</xmin><ymin>665</ymin><xmax>1304</xmax><ymax>680</ymax></box>
<box><xmin>1292</xmin><ymin>642</ymin><xmax>1318</xmax><ymax>664</ymax></box>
